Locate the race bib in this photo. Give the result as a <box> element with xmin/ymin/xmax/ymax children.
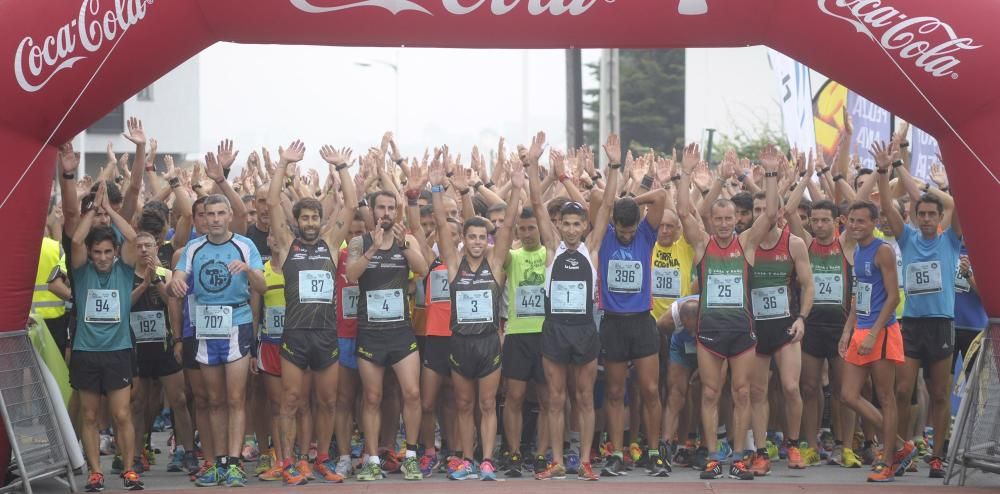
<box><xmin>298</xmin><ymin>270</ymin><xmax>334</xmax><ymax>303</ymax></box>
<box><xmin>196</xmin><ymin>305</ymin><xmax>233</xmax><ymax>339</ymax></box>
<box><xmin>456</xmin><ymin>289</ymin><xmax>493</xmax><ymax>324</ymax></box>
<box><xmin>652</xmin><ymin>267</ymin><xmax>681</xmax><ymax>299</ymax></box>
<box><xmin>550</xmin><ymin>281</ymin><xmax>587</xmax><ymax>314</ymax></box>
<box><xmin>895</xmin><ymin>251</ymin><xmax>904</xmax><ymax>288</ymax></box>
<box><xmin>341</xmin><ymin>286</ymin><xmax>359</xmax><ymax>319</ymax></box>
<box><xmin>366</xmin><ymin>289</ymin><xmax>405</xmax><ymax>323</ymax></box>
<box><xmin>684</xmin><ymin>340</ymin><xmax>697</xmax><ymax>354</ymax></box>
<box><xmin>954</xmin><ymin>268</ymin><xmax>971</xmax><ymax>293</ymax></box>
<box><xmin>608</xmin><ymin>260</ymin><xmax>643</xmax><ymax>293</ymax></box>
<box><xmin>705</xmin><ymin>274</ymin><xmax>744</xmax><ymax>308</ymax></box>
<box><xmin>813</xmin><ymin>273</ymin><xmax>845</xmax><ymax>305</ymax></box>
<box><xmin>515</xmin><ymin>285</ymin><xmax>545</xmax><ymax>317</ymax></box>
<box><xmin>429</xmin><ymin>270</ymin><xmax>450</xmax><ymax>302</ymax></box>
<box><xmin>130</xmin><ymin>310</ymin><xmax>166</xmax><ymax>343</ymax></box>
<box><xmin>905</xmin><ymin>261</ymin><xmax>943</xmax><ymax>296</ymax></box>
<box><xmin>856</xmin><ymin>282</ymin><xmax>873</xmax><ymax>317</ymax></box>
<box><xmin>85</xmin><ymin>289</ymin><xmax>120</xmax><ymax>324</ymax></box>
<box><xmin>263</xmin><ymin>306</ymin><xmax>285</xmax><ymax>336</ymax></box>
<box><xmin>751</xmin><ymin>286</ymin><xmax>790</xmax><ymax>320</ymax></box>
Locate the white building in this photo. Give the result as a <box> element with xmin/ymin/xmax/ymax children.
<box><xmin>76</xmin><ymin>56</ymin><xmax>200</xmax><ymax>177</ymax></box>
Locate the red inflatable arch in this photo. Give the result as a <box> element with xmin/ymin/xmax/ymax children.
<box><xmin>0</xmin><ymin>0</ymin><xmax>997</xmax><ymax>456</ymax></box>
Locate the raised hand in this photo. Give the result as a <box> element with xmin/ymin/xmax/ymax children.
<box><xmin>550</xmin><ymin>149</ymin><xmax>567</xmax><ymax>178</ymax></box>
<box><xmin>524</xmin><ymin>131</ymin><xmax>546</xmax><ymax>166</ymax></box>
<box><xmin>279</xmin><ymin>140</ymin><xmax>306</xmax><ymax>165</ymax></box>
<box><xmin>680</xmin><ymin>142</ymin><xmax>700</xmax><ymax>174</ymax></box>
<box><xmin>388</xmin><ymin>133</ymin><xmax>403</xmax><ymax>162</ymax></box>
<box><xmin>655</xmin><ymin>156</ymin><xmax>674</xmax><ymax>184</ymax></box>
<box><xmin>429</xmin><ymin>163</ymin><xmax>446</xmax><ymax>187</ymax></box>
<box><xmin>603</xmin><ymin>133</ymin><xmax>622</xmax><ymax>166</ymax></box>
<box><xmin>868</xmin><ymin>140</ymin><xmax>896</xmax><ymax>171</ymax></box>
<box><xmin>320</xmin><ymin>145</ymin><xmax>352</xmax><ymax>167</ymax></box>
<box><xmin>217</xmin><ymin>139</ymin><xmax>239</xmax><ymax>170</ymax></box>
<box><xmin>930</xmin><ymin>163</ymin><xmax>949</xmax><ymax>187</ymax></box>
<box><xmin>262</xmin><ymin>147</ymin><xmax>274</xmax><ymax>173</ymax></box>
<box><xmin>511</xmin><ymin>165</ymin><xmax>526</xmax><ymax>189</ymax></box>
<box><xmin>106</xmin><ymin>141</ymin><xmax>115</xmax><ymax>166</ymax></box>
<box><xmin>760</xmin><ymin>145</ymin><xmax>782</xmax><ymax>174</ymax></box>
<box><xmin>146</xmin><ymin>138</ymin><xmax>158</xmax><ymax>165</ymax></box>
<box><xmin>204</xmin><ymin>152</ymin><xmax>224</xmax><ymax>183</ymax></box>
<box><xmin>58</xmin><ymin>142</ymin><xmax>80</xmax><ymax>173</ymax></box>
<box><xmin>380</xmin><ymin>132</ymin><xmax>393</xmax><ymax>158</ymax></box>
<box><xmin>123</xmin><ymin>117</ymin><xmax>146</xmax><ymax>145</ymax></box>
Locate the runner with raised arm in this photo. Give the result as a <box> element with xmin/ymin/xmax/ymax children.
<box><xmin>677</xmin><ymin>143</ymin><xmax>780</xmax><ymax>481</ymax></box>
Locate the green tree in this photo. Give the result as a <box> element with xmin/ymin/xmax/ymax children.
<box><xmin>582</xmin><ymin>50</ymin><xmax>686</xmax><ymax>155</ymax></box>
<box><xmin>712</xmin><ymin>122</ymin><xmax>790</xmax><ymax>164</ymax></box>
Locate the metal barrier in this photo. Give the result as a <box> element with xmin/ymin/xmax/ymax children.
<box><xmin>0</xmin><ymin>330</ymin><xmax>76</xmax><ymax>493</ymax></box>
<box><xmin>945</xmin><ymin>321</ymin><xmax>1000</xmax><ymax>486</ymax></box>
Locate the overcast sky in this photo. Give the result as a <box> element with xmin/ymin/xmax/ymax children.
<box><xmin>199</xmin><ymin>44</ymin><xmax>596</xmax><ymax>171</ymax></box>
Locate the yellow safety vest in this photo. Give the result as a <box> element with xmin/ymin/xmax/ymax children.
<box><xmin>31</xmin><ymin>237</ymin><xmax>67</xmax><ymax>319</ymax></box>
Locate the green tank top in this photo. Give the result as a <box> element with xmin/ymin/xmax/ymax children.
<box><xmin>505</xmin><ymin>246</ymin><xmax>547</xmax><ymax>334</ymax></box>
<box><xmin>807</xmin><ymin>238</ymin><xmax>852</xmax><ymax>326</ymax></box>
<box><xmin>698</xmin><ymin>237</ymin><xmax>751</xmax><ymax>334</ymax></box>
<box><xmin>749</xmin><ymin>227</ymin><xmax>797</xmax><ymax>321</ymax></box>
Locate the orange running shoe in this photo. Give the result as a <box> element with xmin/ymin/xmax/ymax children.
<box><xmin>750</xmin><ymin>452</ymin><xmax>771</xmax><ymax>476</ymax></box>
<box><xmin>787</xmin><ymin>445</ymin><xmax>806</xmax><ymax>469</ymax></box>
<box><xmin>313</xmin><ymin>459</ymin><xmax>345</xmax><ymax>483</ymax></box>
<box><xmin>868</xmin><ymin>462</ymin><xmax>894</xmax><ymax>482</ymax></box>
<box><xmin>258</xmin><ymin>465</ymin><xmax>284</xmax><ymax>482</ymax></box>
<box><xmin>296</xmin><ymin>459</ymin><xmax>315</xmax><ymax>481</ymax></box>
<box><xmin>577</xmin><ymin>462</ymin><xmax>598</xmax><ymax>481</ymax></box>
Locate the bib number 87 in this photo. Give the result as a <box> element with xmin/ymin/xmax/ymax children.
<box><xmin>311</xmin><ymin>279</ymin><xmax>326</xmax><ymax>292</ymax></box>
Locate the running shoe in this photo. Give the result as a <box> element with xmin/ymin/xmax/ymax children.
<box><xmin>446</xmin><ymin>456</ymin><xmax>465</xmax><ymax>476</ymax></box>
<box><xmin>534</xmin><ymin>462</ymin><xmax>566</xmax><ymax>480</ymax></box>
<box><xmin>729</xmin><ymin>459</ymin><xmax>754</xmax><ymax>480</ymax></box>
<box><xmin>787</xmin><ymin>444</ymin><xmax>806</xmax><ymax>469</ymax></box>
<box><xmin>649</xmin><ymin>455</ymin><xmax>671</xmax><ymax>477</ymax></box>
<box><xmin>99</xmin><ymin>433</ymin><xmax>116</xmax><ymax>456</ymax></box>
<box><xmin>194</xmin><ymin>464</ymin><xmax>223</xmax><ymax>487</ymax></box>
<box><xmin>85</xmin><ymin>472</ymin><xmax>105</xmax><ymax>492</ymax></box>
<box><xmin>335</xmin><ymin>456</ymin><xmax>355</xmax><ymax>479</ymax></box>
<box><xmin>907</xmin><ymin>460</ymin><xmax>919</xmax><ymax>473</ymax></box>
<box><xmin>257</xmin><ymin>465</ymin><xmax>283</xmax><ymax>482</ymax></box>
<box><xmin>915</xmin><ymin>438</ymin><xmax>930</xmax><ymax>462</ymax></box>
<box><xmin>241</xmin><ymin>438</ymin><xmax>259</xmax><ymax>462</ymax></box>
<box><xmin>167</xmin><ymin>449</ymin><xmax>186</xmax><ymax>473</ymax></box>
<box><xmin>691</xmin><ymin>446</ymin><xmax>710</xmax><ymax>470</ymax></box>
<box><xmin>356</xmin><ymin>461</ymin><xmax>384</xmax><ymax>481</ymax></box>
<box><xmin>533</xmin><ymin>454</ymin><xmax>548</xmax><ymax>474</ymax></box>
<box><xmin>254</xmin><ymin>452</ymin><xmax>273</xmax><ymax>476</ymax></box>
<box><xmin>842</xmin><ymin>447</ymin><xmax>863</xmax><ymax>468</ymax></box>
<box><xmin>132</xmin><ymin>456</ymin><xmax>145</xmax><ymax>475</ymax></box>
<box><xmin>672</xmin><ymin>446</ymin><xmax>692</xmax><ymax>468</ymax></box>
<box><xmin>859</xmin><ymin>443</ymin><xmax>877</xmax><ymax>466</ymax></box>
<box><xmin>111</xmin><ymin>455</ymin><xmax>124</xmax><ymax>476</ymax></box>
<box><xmin>419</xmin><ymin>453</ymin><xmax>436</xmax><ymax>478</ymax></box>
<box><xmin>750</xmin><ymin>451</ymin><xmax>771</xmax><ymax>476</ymax></box>
<box><xmin>224</xmin><ymin>464</ymin><xmax>247</xmax><ymax>487</ymax></box>
<box><xmin>282</xmin><ymin>462</ymin><xmax>308</xmax><ymax>485</ymax></box>
<box><xmin>628</xmin><ymin>442</ymin><xmax>643</xmax><ymax>465</ymax></box>
<box><xmin>505</xmin><ymin>453</ymin><xmax>522</xmax><ymax>478</ymax></box>
<box><xmin>892</xmin><ymin>441</ymin><xmax>917</xmax><ymax>477</ymax></box>
<box><xmin>564</xmin><ymin>451</ymin><xmax>580</xmax><ymax>474</ymax></box>
<box><xmin>766</xmin><ymin>440</ymin><xmax>780</xmax><ymax>463</ymax></box>
<box><xmin>296</xmin><ymin>459</ymin><xmax>315</xmax><ymax>481</ymax></box>
<box><xmin>379</xmin><ymin>448</ymin><xmax>401</xmax><ymax>473</ymax></box>
<box><xmin>717</xmin><ymin>439</ymin><xmax>733</xmax><ymax>460</ymax></box>
<box><xmin>122</xmin><ymin>470</ymin><xmax>144</xmax><ymax>491</ymax></box>
<box><xmin>479</xmin><ymin>459</ymin><xmax>497</xmax><ymax>481</ymax></box>
<box><xmin>928</xmin><ymin>456</ymin><xmax>946</xmax><ymax>479</ymax></box>
<box><xmin>601</xmin><ymin>455</ymin><xmax>626</xmax><ymax>477</ymax></box>
<box><xmin>699</xmin><ymin>460</ymin><xmax>724</xmax><ymax>480</ymax></box>
<box><xmin>868</xmin><ymin>462</ymin><xmax>894</xmax><ymax>482</ymax></box>
<box><xmin>828</xmin><ymin>445</ymin><xmax>844</xmax><ymax>466</ymax></box>
<box><xmin>401</xmin><ymin>456</ymin><xmax>423</xmax><ymax>481</ymax></box>
<box><xmin>578</xmin><ymin>462</ymin><xmax>599</xmax><ymax>481</ymax></box>
<box><xmin>315</xmin><ymin>458</ymin><xmax>346</xmax><ymax>483</ymax></box>
<box><xmin>448</xmin><ymin>460</ymin><xmax>478</xmax><ymax>480</ymax></box>
<box><xmin>189</xmin><ymin>462</ymin><xmax>211</xmax><ymax>482</ymax></box>
<box><xmin>143</xmin><ymin>443</ymin><xmax>158</xmax><ymax>465</ymax></box>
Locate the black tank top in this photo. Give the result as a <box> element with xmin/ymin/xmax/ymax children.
<box><xmin>131</xmin><ymin>269</ymin><xmax>170</xmax><ymax>347</ymax></box>
<box><xmin>282</xmin><ymin>238</ymin><xmax>337</xmax><ymax>331</ymax></box>
<box><xmin>358</xmin><ymin>234</ymin><xmax>411</xmax><ymax>331</ymax></box>
<box><xmin>247</xmin><ymin>223</ymin><xmax>271</xmax><ymax>262</ymax></box>
<box><xmin>449</xmin><ymin>257</ymin><xmax>500</xmax><ymax>336</ymax></box>
<box><xmin>546</xmin><ymin>248</ymin><xmax>595</xmax><ymax>325</ymax></box>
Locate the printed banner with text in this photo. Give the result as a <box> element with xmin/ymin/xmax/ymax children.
<box><xmin>846</xmin><ymin>91</ymin><xmax>892</xmax><ymax>169</ymax></box>
<box><xmin>910</xmin><ymin>126</ymin><xmax>940</xmax><ymax>182</ymax></box>
<box><xmin>768</xmin><ymin>49</ymin><xmax>816</xmax><ymax>153</ymax></box>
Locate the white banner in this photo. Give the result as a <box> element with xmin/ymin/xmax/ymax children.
<box><xmin>910</xmin><ymin>126</ymin><xmax>940</xmax><ymax>182</ymax></box>
<box><xmin>768</xmin><ymin>48</ymin><xmax>816</xmax><ymax>152</ymax></box>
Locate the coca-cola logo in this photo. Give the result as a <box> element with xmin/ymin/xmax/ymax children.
<box><xmin>14</xmin><ymin>0</ymin><xmax>154</xmax><ymax>93</ymax></box>
<box><xmin>289</xmin><ymin>0</ymin><xmax>603</xmax><ymax>17</ymax></box>
<box><xmin>817</xmin><ymin>0</ymin><xmax>981</xmax><ymax>79</ymax></box>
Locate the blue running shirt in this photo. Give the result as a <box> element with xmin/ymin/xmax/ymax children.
<box><xmin>176</xmin><ymin>234</ymin><xmax>263</xmax><ymax>326</ymax></box>
<box><xmin>598</xmin><ymin>218</ymin><xmax>657</xmax><ymax>313</ymax></box>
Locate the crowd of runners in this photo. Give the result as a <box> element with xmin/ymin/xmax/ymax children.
<box><xmin>32</xmin><ymin>113</ymin><xmax>987</xmax><ymax>491</ymax></box>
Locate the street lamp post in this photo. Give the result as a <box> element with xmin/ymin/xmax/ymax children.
<box><xmin>355</xmin><ymin>52</ymin><xmax>400</xmax><ymax>135</ymax></box>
